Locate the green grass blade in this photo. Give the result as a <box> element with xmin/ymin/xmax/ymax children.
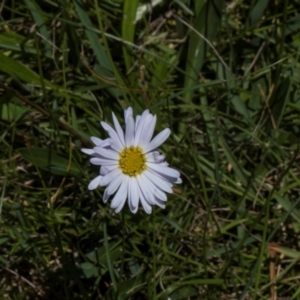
<box><xmin>24</xmin><ymin>0</ymin><xmax>52</xmax><ymax>57</ymax></box>
<box><xmin>122</xmin><ymin>0</ymin><xmax>139</xmax><ymax>74</ymax></box>
<box><xmin>183</xmin><ymin>0</ymin><xmax>224</xmax><ymax>102</ymax></box>
<box><xmin>73</xmin><ymin>0</ymin><xmax>113</xmax><ymax>77</ymax></box>
<box><xmin>0</xmin><ymin>52</ymin><xmax>53</xmax><ymax>87</ymax></box>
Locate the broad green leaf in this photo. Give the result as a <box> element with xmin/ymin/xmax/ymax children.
<box><xmin>274</xmin><ymin>194</ymin><xmax>300</xmax><ymax>223</ymax></box>
<box><xmin>161</xmin><ymin>216</ymin><xmax>182</xmax><ymax>232</ymax></box>
<box><xmin>1</xmin><ymin>102</ymin><xmax>28</xmax><ymax>121</ymax></box>
<box><xmin>270</xmin><ymin>245</ymin><xmax>300</xmax><ymax>259</ymax></box>
<box><xmin>78</xmin><ymin>262</ymin><xmax>101</xmax><ymax>278</ymax></box>
<box><xmin>218</xmin><ymin>137</ymin><xmax>248</xmax><ymax>186</ymax></box>
<box><xmin>222</xmin><ymin>67</ymin><xmax>250</xmax><ymax>120</ymax></box>
<box><xmin>17</xmin><ymin>147</ymin><xmax>81</xmax><ymax>177</ymax></box>
<box><xmin>168</xmin><ymin>286</ymin><xmax>199</xmax><ymax>299</ymax></box>
<box><xmin>250</xmin><ymin>0</ymin><xmax>270</xmax><ymax>26</ymax></box>
<box><xmin>0</xmin><ymin>237</ymin><xmax>9</xmax><ymax>245</ymax></box>
<box><xmin>0</xmin><ymin>52</ymin><xmax>53</xmax><ymax>87</ymax></box>
<box><xmin>267</xmin><ymin>77</ymin><xmax>291</xmax><ymax>130</ymax></box>
<box><xmin>116</xmin><ymin>277</ymin><xmax>144</xmax><ymax>299</ymax></box>
<box><xmin>160</xmin><ymin>280</ymin><xmax>223</xmax><ymax>299</ymax></box>
<box><xmin>286</xmin><ymin>15</ymin><xmax>300</xmax><ymax>35</ymax></box>
<box><xmin>0</xmin><ymin>31</ymin><xmax>50</xmax><ymax>57</ymax></box>
<box><xmin>205</xmin><ymin>236</ymin><xmax>258</xmax><ymax>259</ymax></box>
<box><xmin>85</xmin><ymin>241</ymin><xmax>122</xmax><ymax>268</ymax></box>
<box><xmin>24</xmin><ymin>0</ymin><xmax>52</xmax><ymax>57</ymax></box>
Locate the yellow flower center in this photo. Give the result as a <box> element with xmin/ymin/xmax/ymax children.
<box><xmin>119</xmin><ymin>146</ymin><xmax>146</xmax><ymax>177</ymax></box>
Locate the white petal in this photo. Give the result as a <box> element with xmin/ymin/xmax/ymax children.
<box><xmin>135</xmin><ymin>115</ymin><xmax>141</xmax><ymax>131</ymax></box>
<box><xmin>140</xmin><ymin>115</ymin><xmax>156</xmax><ymax>145</ymax></box>
<box><xmin>138</xmin><ymin>186</ymin><xmax>152</xmax><ymax>214</ymax></box>
<box><xmin>112</xmin><ymin>143</ymin><xmax>123</xmax><ymax>153</ymax></box>
<box><xmin>155</xmin><ymin>190</ymin><xmax>167</xmax><ymax>201</ymax></box>
<box><xmin>143</xmin><ymin>128</ymin><xmax>170</xmax><ymax>153</ymax></box>
<box><xmin>154</xmin><ymin>198</ymin><xmax>166</xmax><ymax>209</ymax></box>
<box><xmin>128</xmin><ymin>178</ymin><xmax>139</xmax><ymax>213</ymax></box>
<box><xmin>115</xmin><ymin>196</ymin><xmax>127</xmax><ymax>213</ymax></box>
<box><xmin>144</xmin><ymin>170</ymin><xmax>173</xmax><ymax>193</ymax></box>
<box><xmin>137</xmin><ymin>174</ymin><xmax>155</xmax><ymax>205</ymax></box>
<box><xmin>94</xmin><ymin>147</ymin><xmax>119</xmax><ymax>160</ymax></box>
<box><xmin>125</xmin><ymin>115</ymin><xmax>135</xmax><ymax>147</ymax></box>
<box><xmin>140</xmin><ymin>172</ymin><xmax>167</xmax><ymax>201</ymax></box>
<box><xmin>101</xmin><ymin>121</ymin><xmax>123</xmax><ymax>150</ymax></box>
<box><xmin>146</xmin><ymin>151</ymin><xmax>165</xmax><ymax>163</ymax></box>
<box><xmin>101</xmin><ymin>139</ymin><xmax>112</xmax><ymax>148</ymax></box>
<box><xmin>110</xmin><ymin>139</ymin><xmax>123</xmax><ymax>153</ymax></box>
<box><xmin>176</xmin><ymin>177</ymin><xmax>182</xmax><ymax>184</ymax></box>
<box><xmin>90</xmin><ymin>137</ymin><xmax>103</xmax><ymax>146</ymax></box>
<box><xmin>135</xmin><ymin>109</ymin><xmax>149</xmax><ymax>134</ymax></box>
<box><xmin>81</xmin><ymin>148</ymin><xmax>94</xmax><ymax>155</ymax></box>
<box><xmin>133</xmin><ymin>114</ymin><xmax>148</xmax><ymax>146</ymax></box>
<box><xmin>90</xmin><ymin>157</ymin><xmax>117</xmax><ymax>166</ymax></box>
<box><xmin>128</xmin><ymin>178</ymin><xmax>132</xmax><ymax>207</ymax></box>
<box><xmin>133</xmin><ymin>114</ymin><xmax>152</xmax><ymax>146</ymax></box>
<box><xmin>103</xmin><ymin>188</ymin><xmax>110</xmax><ymax>202</ymax></box>
<box><xmin>106</xmin><ymin>173</ymin><xmax>123</xmax><ymax>195</ymax></box>
<box><xmin>141</xmin><ymin>109</ymin><xmax>149</xmax><ymax>118</ymax></box>
<box><xmin>150</xmin><ymin>183</ymin><xmax>167</xmax><ymax>201</ymax></box>
<box><xmin>100</xmin><ymin>165</ymin><xmax>114</xmax><ymax>175</ymax></box>
<box><xmin>111</xmin><ymin>176</ymin><xmax>129</xmax><ymax>210</ymax></box>
<box><xmin>112</xmin><ymin>112</ymin><xmax>125</xmax><ymax>146</ymax></box>
<box><xmin>99</xmin><ymin>168</ymin><xmax>121</xmax><ymax>186</ymax></box>
<box><xmin>88</xmin><ymin>175</ymin><xmax>102</xmax><ymax>190</ymax></box>
<box><xmin>147</xmin><ymin>163</ymin><xmax>180</xmax><ymax>179</ymax></box>
<box><xmin>124</xmin><ymin>107</ymin><xmax>133</xmax><ymax>122</ymax></box>
<box><xmin>147</xmin><ymin>165</ymin><xmax>180</xmax><ymax>184</ymax></box>
<box><xmin>91</xmin><ymin>137</ymin><xmax>111</xmax><ymax>148</ymax></box>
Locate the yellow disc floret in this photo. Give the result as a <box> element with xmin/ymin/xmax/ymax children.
<box><xmin>119</xmin><ymin>146</ymin><xmax>146</xmax><ymax>176</ymax></box>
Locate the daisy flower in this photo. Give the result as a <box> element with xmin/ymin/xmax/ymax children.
<box><xmin>81</xmin><ymin>107</ymin><xmax>181</xmax><ymax>214</ymax></box>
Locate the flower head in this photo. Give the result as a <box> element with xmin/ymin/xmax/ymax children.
<box><xmin>81</xmin><ymin>107</ymin><xmax>181</xmax><ymax>214</ymax></box>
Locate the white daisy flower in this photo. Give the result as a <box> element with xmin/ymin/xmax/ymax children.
<box><xmin>81</xmin><ymin>107</ymin><xmax>181</xmax><ymax>214</ymax></box>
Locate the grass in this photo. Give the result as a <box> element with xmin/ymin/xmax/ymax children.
<box><xmin>1</xmin><ymin>0</ymin><xmax>300</xmax><ymax>299</ymax></box>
